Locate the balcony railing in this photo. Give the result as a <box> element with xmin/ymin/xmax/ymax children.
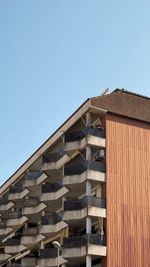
<box><xmin>40</xmin><ymin>247</ymin><xmax>61</xmax><ymax>258</ymax></box>
<box><xmin>25</xmin><ymin>170</ymin><xmax>43</xmax><ymax>180</ymax></box>
<box><xmin>65</xmin><ymin>127</ymin><xmax>106</xmax><ymax>142</ymax></box>
<box><xmin>0</xmin><ymin>198</ymin><xmax>14</xmax><ymax>213</ymax></box>
<box><xmin>21</xmin><ymin>256</ymin><xmax>38</xmax><ymax>266</ymax></box>
<box><xmin>24</xmin><ymin>198</ymin><xmax>39</xmax><ymax>207</ymax></box>
<box><xmin>42</xmin><ymin>182</ymin><xmax>63</xmax><ymax>193</ymax></box>
<box><xmin>7</xmin><ymin>211</ymin><xmax>22</xmax><ymax>219</ymax></box>
<box><xmin>63</xmin><ymin>234</ymin><xmax>106</xmax><ymax>248</ymax></box>
<box><xmin>0</xmin><ymin>221</ymin><xmax>7</xmax><ymax>228</ymax></box>
<box><xmin>41</xmin><ymin>214</ymin><xmax>62</xmax><ymax>225</ymax></box>
<box><xmin>0</xmin><ymin>198</ymin><xmax>9</xmax><ymax>205</ymax></box>
<box><xmin>6</xmin><ymin>237</ymin><xmax>21</xmax><ymax>246</ymax></box>
<box><xmin>43</xmin><ymin>149</ymin><xmax>65</xmax><ymax>163</ymax></box>
<box><xmin>9</xmin><ymin>184</ymin><xmax>23</xmax><ymax>194</ymax></box>
<box><xmin>64</xmin><ymin>196</ymin><xmax>106</xmax><ymax>211</ymax></box>
<box><xmin>23</xmin><ymin>227</ymin><xmax>38</xmax><ymax>236</ymax></box>
<box><xmin>64</xmin><ymin>160</ymin><xmax>105</xmax><ymax>176</ymax></box>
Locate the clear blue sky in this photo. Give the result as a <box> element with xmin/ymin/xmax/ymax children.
<box><xmin>0</xmin><ymin>0</ymin><xmax>150</xmax><ymax>185</ymax></box>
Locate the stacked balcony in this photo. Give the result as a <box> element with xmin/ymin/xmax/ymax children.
<box><xmin>39</xmin><ymin>247</ymin><xmax>67</xmax><ymax>267</ymax></box>
<box><xmin>42</xmin><ymin>150</ymin><xmax>70</xmax><ymax>171</ymax></box>
<box><xmin>22</xmin><ymin>198</ymin><xmax>47</xmax><ymax>217</ymax></box>
<box><xmin>40</xmin><ymin>213</ymin><xmax>68</xmax><ymax>237</ymax></box>
<box><xmin>0</xmin><ymin>198</ymin><xmax>14</xmax><ymax>213</ymax></box>
<box><xmin>0</xmin><ymin>254</ymin><xmax>11</xmax><ymax>262</ymax></box>
<box><xmin>0</xmin><ymin>221</ymin><xmax>13</xmax><ymax>239</ymax></box>
<box><xmin>5</xmin><ymin>236</ymin><xmax>27</xmax><ymax>254</ymax></box>
<box><xmin>63</xmin><ymin>196</ymin><xmax>106</xmax><ymax>225</ymax></box>
<box><xmin>6</xmin><ymin>211</ymin><xmax>28</xmax><ymax>228</ymax></box>
<box><xmin>24</xmin><ymin>170</ymin><xmax>48</xmax><ymax>188</ymax></box>
<box><xmin>62</xmin><ymin>234</ymin><xmax>106</xmax><ymax>261</ymax></box>
<box><xmin>0</xmin><ymin>115</ymin><xmax>107</xmax><ymax>267</ymax></box>
<box><xmin>63</xmin><ymin>160</ymin><xmax>106</xmax><ymax>190</ymax></box>
<box><xmin>8</xmin><ymin>184</ymin><xmax>29</xmax><ymax>202</ymax></box>
<box><xmin>40</xmin><ymin>182</ymin><xmax>68</xmax><ymax>211</ymax></box>
<box><xmin>64</xmin><ymin>127</ymin><xmax>106</xmax><ymax>153</ymax></box>
<box><xmin>62</xmin><ymin>117</ymin><xmax>107</xmax><ymax>266</ymax></box>
<box><xmin>21</xmin><ymin>227</ymin><xmax>44</xmax><ymax>247</ymax></box>
<box><xmin>21</xmin><ymin>254</ymin><xmax>38</xmax><ymax>267</ymax></box>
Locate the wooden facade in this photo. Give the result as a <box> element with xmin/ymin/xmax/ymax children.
<box><xmin>106</xmin><ymin>113</ymin><xmax>150</xmax><ymax>267</ymax></box>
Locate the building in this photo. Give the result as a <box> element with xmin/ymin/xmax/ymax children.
<box><xmin>0</xmin><ymin>89</ymin><xmax>150</xmax><ymax>267</ymax></box>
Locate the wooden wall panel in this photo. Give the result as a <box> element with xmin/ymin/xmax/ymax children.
<box><xmin>106</xmin><ymin>114</ymin><xmax>150</xmax><ymax>267</ymax></box>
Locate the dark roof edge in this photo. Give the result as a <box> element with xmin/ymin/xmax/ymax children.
<box><xmin>114</xmin><ymin>88</ymin><xmax>150</xmax><ymax>100</ymax></box>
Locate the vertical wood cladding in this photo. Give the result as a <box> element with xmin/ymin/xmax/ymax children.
<box><xmin>106</xmin><ymin>113</ymin><xmax>150</xmax><ymax>267</ymax></box>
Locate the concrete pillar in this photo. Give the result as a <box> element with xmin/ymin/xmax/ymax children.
<box><xmin>40</xmin><ymin>241</ymin><xmax>44</xmax><ymax>249</ymax></box>
<box><xmin>86</xmin><ymin>112</ymin><xmax>92</xmax><ymax>267</ymax></box>
<box><xmin>62</xmin><ymin>196</ymin><xmax>66</xmax><ymax>210</ymax></box>
<box><xmin>86</xmin><ymin>216</ymin><xmax>92</xmax><ymax>234</ymax></box>
<box><xmin>42</xmin><ymin>210</ymin><xmax>45</xmax><ymax>216</ymax></box>
<box><xmin>96</xmin><ymin>186</ymin><xmax>102</xmax><ymax>197</ymax></box>
<box><xmin>86</xmin><ymin>255</ymin><xmax>92</xmax><ymax>267</ymax></box>
<box><xmin>86</xmin><ymin>112</ymin><xmax>91</xmax><ymax>127</ymax></box>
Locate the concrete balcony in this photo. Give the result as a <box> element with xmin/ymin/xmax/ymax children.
<box><xmin>0</xmin><ymin>253</ymin><xmax>11</xmax><ymax>262</ymax></box>
<box><xmin>22</xmin><ymin>199</ymin><xmax>47</xmax><ymax>216</ymax></box>
<box><xmin>21</xmin><ymin>255</ymin><xmax>38</xmax><ymax>266</ymax></box>
<box><xmin>40</xmin><ymin>182</ymin><xmax>69</xmax><ymax>202</ymax></box>
<box><xmin>39</xmin><ymin>247</ymin><xmax>67</xmax><ymax>267</ymax></box>
<box><xmin>7</xmin><ymin>211</ymin><xmax>28</xmax><ymax>228</ymax></box>
<box><xmin>5</xmin><ymin>237</ymin><xmax>27</xmax><ymax>254</ymax></box>
<box><xmin>40</xmin><ymin>214</ymin><xmax>68</xmax><ymax>237</ymax></box>
<box><xmin>0</xmin><ymin>222</ymin><xmax>13</xmax><ymax>237</ymax></box>
<box><xmin>63</xmin><ymin>196</ymin><xmax>106</xmax><ymax>224</ymax></box>
<box><xmin>21</xmin><ymin>227</ymin><xmax>44</xmax><ymax>247</ymax></box>
<box><xmin>64</xmin><ymin>127</ymin><xmax>106</xmax><ymax>152</ymax></box>
<box><xmin>24</xmin><ymin>171</ymin><xmax>48</xmax><ymax>187</ymax></box>
<box><xmin>62</xmin><ymin>234</ymin><xmax>106</xmax><ymax>260</ymax></box>
<box><xmin>63</xmin><ymin>160</ymin><xmax>106</xmax><ymax>187</ymax></box>
<box><xmin>0</xmin><ymin>198</ymin><xmax>14</xmax><ymax>213</ymax></box>
<box><xmin>8</xmin><ymin>184</ymin><xmax>29</xmax><ymax>201</ymax></box>
<box><xmin>42</xmin><ymin>151</ymin><xmax>70</xmax><ymax>171</ymax></box>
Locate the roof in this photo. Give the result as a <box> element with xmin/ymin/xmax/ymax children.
<box><xmin>91</xmin><ymin>89</ymin><xmax>150</xmax><ymax>123</ymax></box>
<box><xmin>1</xmin><ymin>88</ymin><xmax>149</xmax><ymax>194</ymax></box>
<box><xmin>114</xmin><ymin>88</ymin><xmax>150</xmax><ymax>101</ymax></box>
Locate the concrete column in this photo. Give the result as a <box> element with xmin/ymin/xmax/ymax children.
<box><xmin>86</xmin><ymin>112</ymin><xmax>91</xmax><ymax>127</ymax></box>
<box><xmin>62</xmin><ymin>196</ymin><xmax>66</xmax><ymax>211</ymax></box>
<box><xmin>86</xmin><ymin>255</ymin><xmax>92</xmax><ymax>267</ymax></box>
<box><xmin>86</xmin><ymin>112</ymin><xmax>92</xmax><ymax>267</ymax></box>
<box><xmin>42</xmin><ymin>210</ymin><xmax>45</xmax><ymax>216</ymax></box>
<box><xmin>40</xmin><ymin>241</ymin><xmax>44</xmax><ymax>249</ymax></box>
<box><xmin>86</xmin><ymin>216</ymin><xmax>92</xmax><ymax>233</ymax></box>
<box><xmin>96</xmin><ymin>186</ymin><xmax>102</xmax><ymax>197</ymax></box>
<box><xmin>86</xmin><ymin>180</ymin><xmax>91</xmax><ymax>196</ymax></box>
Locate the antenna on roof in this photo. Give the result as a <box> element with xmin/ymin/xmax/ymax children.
<box><xmin>100</xmin><ymin>88</ymin><xmax>110</xmax><ymax>96</ymax></box>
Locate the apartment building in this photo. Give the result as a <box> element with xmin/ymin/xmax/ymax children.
<box><xmin>0</xmin><ymin>89</ymin><xmax>150</xmax><ymax>267</ymax></box>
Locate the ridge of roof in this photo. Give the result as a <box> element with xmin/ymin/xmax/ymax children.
<box><xmin>90</xmin><ymin>88</ymin><xmax>150</xmax><ymax>101</ymax></box>
<box><xmin>114</xmin><ymin>88</ymin><xmax>150</xmax><ymax>100</ymax></box>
